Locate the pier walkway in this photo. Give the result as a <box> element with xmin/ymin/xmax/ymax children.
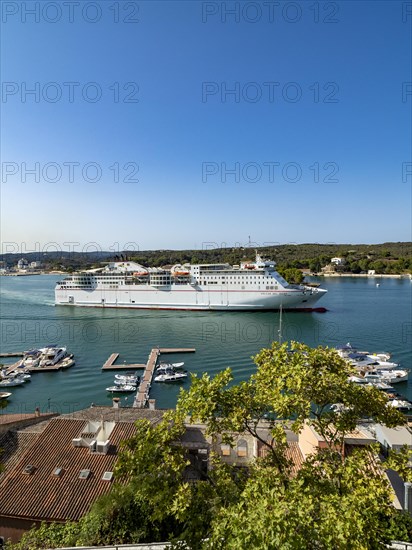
<box><xmin>134</xmin><ymin>348</ymin><xmax>160</xmax><ymax>408</ymax></box>
<box><xmin>3</xmin><ymin>359</ymin><xmax>73</xmax><ymax>375</ymax></box>
<box><xmin>158</xmin><ymin>348</ymin><xmax>196</xmax><ymax>354</ymax></box>
<box><xmin>102</xmin><ymin>348</ymin><xmax>196</xmax><ymax>408</ymax></box>
<box><xmin>102</xmin><ymin>353</ymin><xmax>146</xmax><ymax>371</ymax></box>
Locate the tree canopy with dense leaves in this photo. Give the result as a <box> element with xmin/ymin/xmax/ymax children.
<box><xmin>9</xmin><ymin>343</ymin><xmax>412</xmax><ymax>549</ymax></box>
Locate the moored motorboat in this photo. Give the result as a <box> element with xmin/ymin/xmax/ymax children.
<box><xmin>0</xmin><ymin>378</ymin><xmax>25</xmax><ymax>387</ymax></box>
<box><xmin>362</xmin><ymin>369</ymin><xmax>408</xmax><ymax>385</ymax></box>
<box><xmin>114</xmin><ymin>376</ymin><xmax>140</xmax><ymax>386</ymax></box>
<box><xmin>387</xmin><ymin>399</ymin><xmax>412</xmax><ymax>413</ymax></box>
<box><xmin>9</xmin><ymin>373</ymin><xmax>31</xmax><ymax>381</ymax></box>
<box><xmin>0</xmin><ymin>391</ymin><xmax>12</xmax><ymax>400</ymax></box>
<box><xmin>156</xmin><ymin>365</ymin><xmax>188</xmax><ymax>376</ymax></box>
<box><xmin>337</xmin><ymin>343</ymin><xmax>391</xmax><ymax>362</ymax></box>
<box><xmin>106</xmin><ymin>384</ymin><xmax>136</xmax><ymax>393</ymax></box>
<box><xmin>21</xmin><ymin>349</ymin><xmax>41</xmax><ymax>368</ymax></box>
<box><xmin>158</xmin><ymin>362</ymin><xmax>185</xmax><ymax>369</ymax></box>
<box><xmin>337</xmin><ymin>344</ymin><xmax>398</xmax><ymax>369</ymax></box>
<box><xmin>154</xmin><ymin>372</ymin><xmax>188</xmax><ymax>383</ymax></box>
<box><xmin>114</xmin><ymin>372</ymin><xmax>140</xmax><ymax>383</ymax></box>
<box><xmin>58</xmin><ymin>354</ymin><xmax>75</xmax><ymax>369</ymax></box>
<box><xmin>38</xmin><ymin>345</ymin><xmax>68</xmax><ymax>367</ymax></box>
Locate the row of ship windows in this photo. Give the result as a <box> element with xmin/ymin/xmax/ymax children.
<box><xmin>63</xmin><ymin>280</ymin><xmax>279</xmax><ymax>287</ymax></box>
<box><xmin>72</xmin><ymin>276</ymin><xmax>278</xmax><ymax>282</ymax></box>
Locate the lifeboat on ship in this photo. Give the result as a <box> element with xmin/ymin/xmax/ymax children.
<box><xmin>244</xmin><ymin>264</ymin><xmax>256</xmax><ymax>270</ymax></box>
<box><xmin>171</xmin><ymin>264</ymin><xmax>190</xmax><ymax>276</ymax></box>
<box><xmin>133</xmin><ymin>271</ymin><xmax>148</xmax><ymax>276</ymax></box>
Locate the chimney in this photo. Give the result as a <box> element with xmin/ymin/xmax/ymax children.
<box><xmin>113</xmin><ymin>398</ymin><xmax>120</xmax><ymax>409</ymax></box>
<box><xmin>148</xmin><ymin>399</ymin><xmax>156</xmax><ymax>410</ymax></box>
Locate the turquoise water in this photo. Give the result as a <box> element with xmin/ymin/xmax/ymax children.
<box><xmin>0</xmin><ymin>275</ymin><xmax>411</xmax><ymax>414</ymax></box>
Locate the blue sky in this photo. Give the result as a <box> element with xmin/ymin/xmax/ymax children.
<box><xmin>1</xmin><ymin>0</ymin><xmax>411</xmax><ymax>253</ymax></box>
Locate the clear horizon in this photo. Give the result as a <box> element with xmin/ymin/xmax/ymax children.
<box><xmin>1</xmin><ymin>1</ymin><xmax>411</xmax><ymax>249</ymax></box>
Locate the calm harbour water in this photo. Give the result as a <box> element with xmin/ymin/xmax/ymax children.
<box><xmin>0</xmin><ymin>275</ymin><xmax>411</xmax><ymax>414</ymax></box>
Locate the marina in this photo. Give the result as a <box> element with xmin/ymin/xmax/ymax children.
<box><xmin>0</xmin><ymin>274</ymin><xmax>410</xmax><ymax>414</ymax></box>
<box><xmin>101</xmin><ymin>348</ymin><xmax>195</xmax><ymax>408</ymax></box>
<box><xmin>1</xmin><ymin>349</ymin><xmax>75</xmax><ymax>375</ymax></box>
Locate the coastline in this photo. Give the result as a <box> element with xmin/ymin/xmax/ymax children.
<box><xmin>0</xmin><ymin>271</ymin><xmax>65</xmax><ymax>276</ymax></box>
<box><xmin>317</xmin><ymin>273</ymin><xmax>411</xmax><ymax>279</ymax></box>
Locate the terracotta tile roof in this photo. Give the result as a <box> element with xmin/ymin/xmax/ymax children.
<box><xmin>61</xmin><ymin>405</ymin><xmax>165</xmax><ymax>423</ymax></box>
<box><xmin>0</xmin><ymin>413</ymin><xmax>54</xmax><ymax>426</ymax></box>
<box><xmin>285</xmin><ymin>441</ymin><xmax>304</xmax><ymax>476</ymax></box>
<box><xmin>0</xmin><ymin>431</ymin><xmax>41</xmax><ymax>482</ymax></box>
<box><xmin>257</xmin><ymin>440</ymin><xmax>304</xmax><ymax>476</ymax></box>
<box><xmin>0</xmin><ymin>417</ymin><xmax>139</xmax><ymax>522</ymax></box>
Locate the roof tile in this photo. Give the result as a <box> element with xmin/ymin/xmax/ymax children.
<box><xmin>0</xmin><ymin>418</ymin><xmax>138</xmax><ymax>521</ymax></box>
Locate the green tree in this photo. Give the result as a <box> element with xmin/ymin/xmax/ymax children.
<box><xmin>8</xmin><ymin>344</ymin><xmax>411</xmax><ymax>549</ymax></box>
<box><xmin>309</xmin><ymin>259</ymin><xmax>321</xmax><ymax>273</ymax></box>
<box><xmin>349</xmin><ymin>261</ymin><xmax>361</xmax><ymax>273</ymax></box>
<box><xmin>278</xmin><ymin>267</ymin><xmax>304</xmax><ymax>284</ymax></box>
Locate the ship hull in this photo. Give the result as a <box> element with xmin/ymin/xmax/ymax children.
<box><xmin>55</xmin><ymin>286</ymin><xmax>327</xmax><ymax>311</ymax></box>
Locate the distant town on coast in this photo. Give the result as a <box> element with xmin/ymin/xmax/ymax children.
<box><xmin>1</xmin><ymin>242</ymin><xmax>411</xmax><ymax>281</ymax></box>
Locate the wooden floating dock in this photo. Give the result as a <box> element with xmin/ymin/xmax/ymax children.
<box><xmin>158</xmin><ymin>348</ymin><xmax>196</xmax><ymax>354</ymax></box>
<box><xmin>103</xmin><ymin>353</ymin><xmax>119</xmax><ymax>369</ymax></box>
<box><xmin>102</xmin><ymin>353</ymin><xmax>146</xmax><ymax>371</ymax></box>
<box><xmin>26</xmin><ymin>363</ymin><xmax>73</xmax><ymax>372</ymax></box>
<box><xmin>4</xmin><ymin>359</ymin><xmax>74</xmax><ymax>375</ymax></box>
<box><xmin>103</xmin><ymin>363</ymin><xmax>146</xmax><ymax>371</ymax></box>
<box><xmin>133</xmin><ymin>348</ymin><xmax>160</xmax><ymax>409</ymax></box>
<box><xmin>0</xmin><ymin>352</ymin><xmax>24</xmax><ymax>357</ymax></box>
<box><xmin>102</xmin><ymin>348</ymin><xmax>196</xmax><ymax>408</ymax></box>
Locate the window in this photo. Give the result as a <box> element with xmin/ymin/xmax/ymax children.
<box><xmin>23</xmin><ymin>464</ymin><xmax>35</xmax><ymax>475</ymax></box>
<box><xmin>237</xmin><ymin>439</ymin><xmax>248</xmax><ymax>457</ymax></box>
<box><xmin>102</xmin><ymin>471</ymin><xmax>113</xmax><ymax>481</ymax></box>
<box><xmin>221</xmin><ymin>444</ymin><xmax>231</xmax><ymax>456</ymax></box>
<box><xmin>79</xmin><ymin>469</ymin><xmax>91</xmax><ymax>479</ymax></box>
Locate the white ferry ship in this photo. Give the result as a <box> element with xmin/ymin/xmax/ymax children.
<box><xmin>55</xmin><ymin>254</ymin><xmax>327</xmax><ymax>311</ymax></box>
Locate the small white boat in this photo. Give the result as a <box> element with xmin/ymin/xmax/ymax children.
<box><xmin>0</xmin><ymin>391</ymin><xmax>12</xmax><ymax>400</ymax></box>
<box><xmin>158</xmin><ymin>362</ymin><xmax>185</xmax><ymax>369</ymax></box>
<box><xmin>0</xmin><ymin>378</ymin><xmax>25</xmax><ymax>387</ymax></box>
<box><xmin>114</xmin><ymin>377</ymin><xmax>139</xmax><ymax>386</ymax></box>
<box><xmin>59</xmin><ymin>354</ymin><xmax>75</xmax><ymax>368</ymax></box>
<box><xmin>106</xmin><ymin>385</ymin><xmax>136</xmax><ymax>393</ymax></box>
<box><xmin>365</xmin><ymin>361</ymin><xmax>399</xmax><ymax>370</ymax></box>
<box><xmin>10</xmin><ymin>373</ymin><xmax>31</xmax><ymax>381</ymax></box>
<box><xmin>22</xmin><ymin>349</ymin><xmax>41</xmax><ymax>368</ymax></box>
<box><xmin>367</xmin><ymin>351</ymin><xmax>391</xmax><ymax>361</ymax></box>
<box><xmin>154</xmin><ymin>372</ymin><xmax>188</xmax><ymax>383</ymax></box>
<box><xmin>114</xmin><ymin>372</ymin><xmax>139</xmax><ymax>382</ymax></box>
<box><xmin>38</xmin><ymin>345</ymin><xmax>67</xmax><ymax>367</ymax></box>
<box><xmin>363</xmin><ymin>369</ymin><xmax>408</xmax><ymax>384</ymax></box>
<box><xmin>337</xmin><ymin>344</ymin><xmax>392</xmax><ymax>364</ymax></box>
<box><xmin>387</xmin><ymin>399</ymin><xmax>412</xmax><ymax>412</ymax></box>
